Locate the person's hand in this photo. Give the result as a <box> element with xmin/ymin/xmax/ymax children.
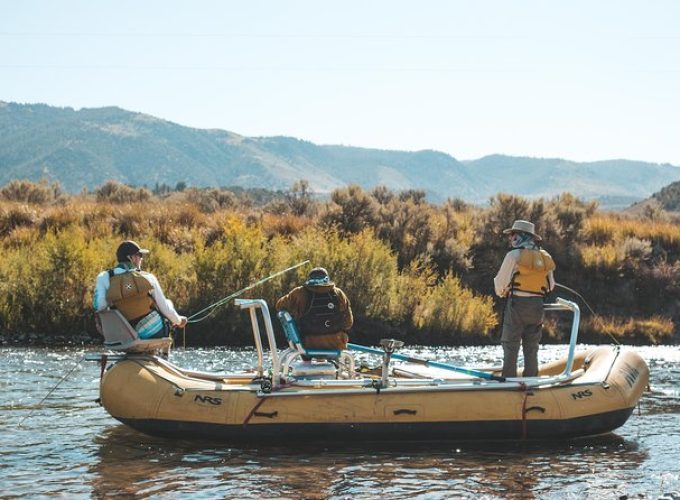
<box><xmin>177</xmin><ymin>316</ymin><xmax>188</xmax><ymax>328</ymax></box>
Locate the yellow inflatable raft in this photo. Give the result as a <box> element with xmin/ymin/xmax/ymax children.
<box><xmin>95</xmin><ymin>298</ymin><xmax>649</xmax><ymax>441</ymax></box>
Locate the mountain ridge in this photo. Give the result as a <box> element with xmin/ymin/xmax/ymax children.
<box><xmin>1</xmin><ymin>100</ymin><xmax>679</xmax><ymax>206</ymax></box>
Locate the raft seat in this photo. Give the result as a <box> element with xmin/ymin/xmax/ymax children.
<box><xmin>97</xmin><ymin>309</ymin><xmax>172</xmax><ymax>354</ymax></box>
<box><xmin>277</xmin><ymin>310</ymin><xmax>355</xmax><ymax>380</ymax></box>
<box><xmin>276</xmin><ymin>310</ymin><xmax>341</xmax><ymax>358</ymax></box>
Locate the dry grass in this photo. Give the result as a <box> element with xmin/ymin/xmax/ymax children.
<box><xmin>584</xmin><ymin>315</ymin><xmax>675</xmax><ymax>344</ymax></box>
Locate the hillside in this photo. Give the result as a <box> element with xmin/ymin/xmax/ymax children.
<box><xmin>626</xmin><ymin>178</ymin><xmax>680</xmax><ymax>217</ymax></box>
<box><xmin>1</xmin><ymin>101</ymin><xmax>679</xmax><ymax>205</ymax></box>
<box><xmin>651</xmin><ymin>180</ymin><xmax>680</xmax><ymax>211</ymax></box>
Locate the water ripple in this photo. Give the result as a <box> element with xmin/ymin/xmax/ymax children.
<box><xmin>1</xmin><ymin>345</ymin><xmax>679</xmax><ymax>498</ymax></box>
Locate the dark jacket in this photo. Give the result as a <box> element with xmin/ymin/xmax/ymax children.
<box><xmin>276</xmin><ymin>284</ymin><xmax>353</xmax><ymax>349</ymax></box>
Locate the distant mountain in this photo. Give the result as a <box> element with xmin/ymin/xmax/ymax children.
<box><xmin>463</xmin><ymin>156</ymin><xmax>680</xmax><ymax>208</ymax></box>
<box><xmin>1</xmin><ymin>101</ymin><xmax>679</xmax><ymax>206</ymax></box>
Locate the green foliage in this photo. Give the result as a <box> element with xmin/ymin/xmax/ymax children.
<box><xmin>412</xmin><ymin>273</ymin><xmax>497</xmax><ymax>337</ymax></box>
<box><xmin>322</xmin><ymin>184</ymin><xmax>379</xmax><ymax>234</ymax></box>
<box><xmin>0</xmin><ymin>227</ymin><xmax>111</xmax><ymax>332</ymax></box>
<box><xmin>0</xmin><ymin>181</ymin><xmax>678</xmax><ymax>344</ymax></box>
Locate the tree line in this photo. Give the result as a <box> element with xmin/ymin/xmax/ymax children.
<box><xmin>0</xmin><ymin>178</ymin><xmax>676</xmax><ymax>345</ymax></box>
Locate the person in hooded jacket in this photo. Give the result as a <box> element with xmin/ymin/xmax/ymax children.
<box><xmin>494</xmin><ymin>220</ymin><xmax>556</xmax><ymax>378</ymax></box>
<box><xmin>276</xmin><ymin>267</ymin><xmax>353</xmax><ymax>350</ymax></box>
<box><xmin>93</xmin><ymin>240</ymin><xmax>187</xmax><ymax>339</ymax></box>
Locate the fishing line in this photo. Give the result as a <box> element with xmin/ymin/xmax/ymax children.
<box><xmin>555</xmin><ymin>282</ymin><xmax>620</xmax><ymax>345</ymax></box>
<box><xmin>19</xmin><ymin>355</ymin><xmax>85</xmax><ymax>428</ymax></box>
<box><xmin>555</xmin><ymin>283</ymin><xmax>597</xmax><ymax>316</ymax></box>
<box><xmin>186</xmin><ymin>260</ymin><xmax>310</xmax><ymax>324</ymax></box>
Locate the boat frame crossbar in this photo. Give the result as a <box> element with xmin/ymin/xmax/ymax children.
<box><xmin>235</xmin><ymin>296</ymin><xmax>582</xmax><ymax>392</ymax></box>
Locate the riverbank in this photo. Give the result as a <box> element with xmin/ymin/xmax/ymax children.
<box><xmin>0</xmin><ymin>331</ymin><xmax>99</xmax><ymax>347</ymax></box>
<box><xmin>2</xmin><ymin>326</ymin><xmax>677</xmax><ymax>348</ymax></box>
<box><xmin>2</xmin><ymin>183</ymin><xmax>680</xmax><ymax>347</ymax></box>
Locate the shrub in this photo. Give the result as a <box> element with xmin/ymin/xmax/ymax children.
<box><xmin>374</xmin><ymin>194</ymin><xmax>433</xmax><ymax>268</ymax></box>
<box><xmin>0</xmin><ymin>204</ymin><xmax>37</xmax><ymax>236</ymax></box>
<box><xmin>583</xmin><ymin>216</ymin><xmax>616</xmax><ymax>245</ymax></box>
<box><xmin>184</xmin><ymin>187</ymin><xmax>236</xmax><ymax>213</ymax></box>
<box><xmin>0</xmin><ymin>227</ymin><xmax>111</xmax><ymax>332</ymax></box>
<box><xmin>1</xmin><ymin>180</ymin><xmax>679</xmax><ymax>342</ymax></box>
<box><xmin>584</xmin><ymin>315</ymin><xmax>674</xmax><ymax>344</ymax></box>
<box><xmin>95</xmin><ymin>180</ymin><xmax>152</xmax><ymax>204</ymax></box>
<box><xmin>579</xmin><ymin>243</ymin><xmax>620</xmax><ymax>270</ymax></box>
<box><xmin>0</xmin><ymin>179</ymin><xmax>61</xmax><ymax>204</ymax></box>
<box><xmin>321</xmin><ymin>184</ymin><xmax>379</xmax><ymax>234</ymax></box>
<box><xmin>620</xmin><ymin>237</ymin><xmax>652</xmax><ymax>267</ymax></box>
<box><xmin>284</xmin><ymin>180</ymin><xmax>317</xmax><ymax>217</ymax></box>
<box><xmin>260</xmin><ymin>213</ymin><xmax>313</xmax><ymax>237</ymax></box>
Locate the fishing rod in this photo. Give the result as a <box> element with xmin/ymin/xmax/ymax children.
<box><xmin>187</xmin><ymin>260</ymin><xmax>310</xmax><ymax>324</ymax></box>
<box><xmin>554</xmin><ymin>282</ymin><xmax>620</xmax><ymax>345</ymax></box>
<box><xmin>555</xmin><ymin>282</ymin><xmax>597</xmax><ymax>316</ymax></box>
<box><xmin>19</xmin><ymin>355</ymin><xmax>85</xmax><ymax>428</ymax></box>
<box><xmin>348</xmin><ymin>343</ymin><xmax>506</xmax><ymax>382</ymax></box>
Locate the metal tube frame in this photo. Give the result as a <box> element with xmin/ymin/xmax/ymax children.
<box><xmin>542</xmin><ymin>297</ymin><xmax>581</xmax><ymax>378</ymax></box>
<box><xmin>234</xmin><ymin>299</ymin><xmax>281</xmax><ymax>387</ymax></box>
<box><xmin>231</xmin><ymin>296</ymin><xmax>581</xmax><ymax>393</ymax></box>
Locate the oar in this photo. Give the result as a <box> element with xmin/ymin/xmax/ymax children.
<box><xmin>348</xmin><ymin>343</ymin><xmax>506</xmax><ymax>382</ymax></box>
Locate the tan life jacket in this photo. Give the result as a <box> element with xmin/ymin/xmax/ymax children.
<box><xmin>105</xmin><ymin>270</ymin><xmax>154</xmax><ymax>321</ymax></box>
<box><xmin>511</xmin><ymin>249</ymin><xmax>556</xmax><ymax>295</ymax></box>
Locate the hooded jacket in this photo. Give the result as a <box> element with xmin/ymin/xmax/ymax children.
<box><xmin>276</xmin><ymin>283</ymin><xmax>353</xmax><ymax>349</ymax></box>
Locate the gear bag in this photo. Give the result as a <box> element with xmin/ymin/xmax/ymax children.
<box><xmin>299</xmin><ymin>289</ymin><xmax>343</xmax><ymax>336</ymax></box>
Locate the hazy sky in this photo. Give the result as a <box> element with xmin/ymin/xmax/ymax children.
<box><xmin>2</xmin><ymin>1</ymin><xmax>679</xmax><ymax>164</ymax></box>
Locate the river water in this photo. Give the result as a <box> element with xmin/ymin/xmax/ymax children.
<box><xmin>1</xmin><ymin>344</ymin><xmax>679</xmax><ymax>499</ymax></box>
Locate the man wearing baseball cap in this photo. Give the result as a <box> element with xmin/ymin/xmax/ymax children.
<box><xmin>93</xmin><ymin>240</ymin><xmax>187</xmax><ymax>339</ymax></box>
<box><xmin>276</xmin><ymin>267</ymin><xmax>353</xmax><ymax>350</ymax></box>
<box><xmin>494</xmin><ymin>220</ymin><xmax>556</xmax><ymax>378</ymax></box>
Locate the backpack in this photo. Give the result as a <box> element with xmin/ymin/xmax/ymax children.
<box><xmin>299</xmin><ymin>289</ymin><xmax>343</xmax><ymax>336</ymax></box>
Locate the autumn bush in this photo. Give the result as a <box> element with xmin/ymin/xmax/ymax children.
<box><xmin>0</xmin><ymin>179</ymin><xmax>677</xmax><ymax>345</ymax></box>
<box><xmin>0</xmin><ymin>178</ymin><xmax>62</xmax><ymax>204</ymax></box>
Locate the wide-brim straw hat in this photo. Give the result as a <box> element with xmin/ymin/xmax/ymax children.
<box><xmin>502</xmin><ymin>220</ymin><xmax>542</xmax><ymax>241</ymax></box>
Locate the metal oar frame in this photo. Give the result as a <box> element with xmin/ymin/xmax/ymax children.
<box><xmin>235</xmin><ymin>297</ymin><xmax>582</xmax><ymax>392</ymax></box>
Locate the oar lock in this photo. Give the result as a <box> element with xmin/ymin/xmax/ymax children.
<box><xmin>380</xmin><ymin>338</ymin><xmax>404</xmax><ymax>387</ymax></box>
<box><xmin>380</xmin><ymin>338</ymin><xmax>404</xmax><ymax>354</ymax></box>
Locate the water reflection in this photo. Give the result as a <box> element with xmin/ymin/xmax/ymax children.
<box><xmin>89</xmin><ymin>425</ymin><xmax>647</xmax><ymax>498</ymax></box>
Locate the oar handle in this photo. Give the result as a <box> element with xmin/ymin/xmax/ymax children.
<box><xmin>348</xmin><ymin>343</ymin><xmax>505</xmax><ymax>382</ymax></box>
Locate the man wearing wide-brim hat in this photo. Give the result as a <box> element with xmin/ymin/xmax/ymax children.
<box><xmin>494</xmin><ymin>220</ymin><xmax>556</xmax><ymax>378</ymax></box>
